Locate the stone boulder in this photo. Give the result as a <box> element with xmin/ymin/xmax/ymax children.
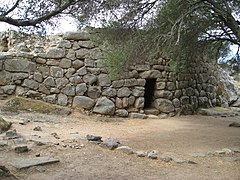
<box><xmin>0</xmin><ymin>117</ymin><xmax>12</xmax><ymax>134</ymax></box>
<box><xmin>93</xmin><ymin>97</ymin><xmax>115</xmax><ymax>115</ymax></box>
<box><xmin>73</xmin><ymin>96</ymin><xmax>95</xmax><ymax>110</ymax></box>
<box><xmin>218</xmin><ymin>69</ymin><xmax>239</xmax><ymax>105</ymax></box>
<box><xmin>154</xmin><ymin>98</ymin><xmax>175</xmax><ymax>113</ymax></box>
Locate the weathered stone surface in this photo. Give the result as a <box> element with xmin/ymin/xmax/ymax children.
<box><xmin>167</xmin><ymin>82</ymin><xmax>175</xmax><ymax>90</ymax></box>
<box><xmin>98</xmin><ymin>74</ymin><xmax>111</xmax><ymax>87</ymax></box>
<box><xmin>135</xmin><ymin>65</ymin><xmax>150</xmax><ymax>71</ymax></box>
<box><xmin>63</xmin><ymin>32</ymin><xmax>90</xmax><ymax>40</ymax></box>
<box><xmin>56</xmin><ymin>77</ymin><xmax>69</xmax><ymax>89</ymax></box>
<box><xmin>87</xmin><ymin>86</ymin><xmax>101</xmax><ymax>99</ymax></box>
<box><xmin>78</xmin><ymin>41</ymin><xmax>95</xmax><ymax>49</ymax></box>
<box><xmin>59</xmin><ymin>59</ymin><xmax>72</xmax><ymax>68</ymax></box>
<box><xmin>116</xmin><ymin>97</ymin><xmax>123</xmax><ymax>108</ymax></box>
<box><xmin>156</xmin><ymin>82</ymin><xmax>166</xmax><ymax>90</ymax></box>
<box><xmin>72</xmin><ymin>60</ymin><xmax>84</xmax><ymax>69</ymax></box>
<box><xmin>154</xmin><ymin>98</ymin><xmax>175</xmax><ymax>113</ymax></box>
<box><xmin>76</xmin><ymin>49</ymin><xmax>89</xmax><ymax>59</ymax></box>
<box><xmin>23</xmin><ymin>79</ymin><xmax>39</xmax><ymax>90</ymax></box>
<box><xmin>83</xmin><ymin>74</ymin><xmax>97</xmax><ymax>85</ymax></box>
<box><xmin>140</xmin><ymin>70</ymin><xmax>161</xmax><ymax>79</ymax></box>
<box><xmin>73</xmin><ymin>96</ymin><xmax>95</xmax><ymax>110</ymax></box>
<box><xmin>148</xmin><ymin>150</ymin><xmax>158</xmax><ymax>159</ymax></box>
<box><xmin>122</xmin><ymin>97</ymin><xmax>129</xmax><ymax>108</ymax></box>
<box><xmin>58</xmin><ymin>94</ymin><xmax>68</xmax><ymax>106</ymax></box>
<box><xmin>135</xmin><ymin>97</ymin><xmax>144</xmax><ymax>108</ymax></box>
<box><xmin>85</xmin><ymin>59</ymin><xmax>94</xmax><ymax>67</ymax></box>
<box><xmin>136</xmin><ymin>151</ymin><xmax>148</xmax><ymax>157</ymax></box>
<box><xmin>50</xmin><ymin>66</ymin><xmax>64</xmax><ymax>78</ymax></box>
<box><xmin>76</xmin><ymin>83</ymin><xmax>87</xmax><ymax>96</ymax></box>
<box><xmin>154</xmin><ymin>90</ymin><xmax>173</xmax><ymax>100</ymax></box>
<box><xmin>77</xmin><ymin>66</ymin><xmax>87</xmax><ymax>75</ymax></box>
<box><xmin>44</xmin><ymin>77</ymin><xmax>56</xmax><ymax>87</ymax></box>
<box><xmin>34</xmin><ymin>72</ymin><xmax>43</xmax><ymax>83</ymax></box>
<box><xmin>46</xmin><ymin>48</ymin><xmax>65</xmax><ymax>58</ymax></box>
<box><xmin>125</xmin><ymin>79</ymin><xmax>137</xmax><ymax>87</ymax></box>
<box><xmin>180</xmin><ymin>96</ymin><xmax>190</xmax><ymax>105</ymax></box>
<box><xmin>172</xmin><ymin>98</ymin><xmax>180</xmax><ymax>108</ymax></box>
<box><xmin>137</xmin><ymin>79</ymin><xmax>146</xmax><ymax>86</ymax></box>
<box><xmin>0</xmin><ymin>117</ymin><xmax>11</xmax><ymax>134</ymax></box>
<box><xmin>14</xmin><ymin>144</ymin><xmax>29</xmax><ymax>153</ymax></box>
<box><xmin>112</xmin><ymin>80</ymin><xmax>125</xmax><ymax>88</ymax></box>
<box><xmin>62</xmin><ymin>85</ymin><xmax>75</xmax><ymax>96</ymax></box>
<box><xmin>129</xmin><ymin>113</ymin><xmax>147</xmax><ymax>119</ymax></box>
<box><xmin>144</xmin><ymin>109</ymin><xmax>160</xmax><ymax>115</ymax></box>
<box><xmin>115</xmin><ymin>109</ymin><xmax>128</xmax><ymax>117</ymax></box>
<box><xmin>90</xmin><ymin>48</ymin><xmax>102</xmax><ymax>59</ymax></box>
<box><xmin>50</xmin><ymin>88</ymin><xmax>60</xmax><ymax>93</ymax></box>
<box><xmin>6</xmin><ymin>130</ymin><xmax>20</xmax><ymax>139</ymax></box>
<box><xmin>117</xmin><ymin>87</ymin><xmax>132</xmax><ymax>97</ymax></box>
<box><xmin>0</xmin><ymin>71</ymin><xmax>12</xmax><ymax>85</ymax></box>
<box><xmin>11</xmin><ymin>157</ymin><xmax>59</xmax><ymax>169</ymax></box>
<box><xmin>116</xmin><ymin>146</ymin><xmax>134</xmax><ymax>154</ymax></box>
<box><xmin>1</xmin><ymin>85</ymin><xmax>16</xmax><ymax>95</ymax></box>
<box><xmin>43</xmin><ymin>94</ymin><xmax>56</xmax><ymax>104</ymax></box>
<box><xmin>65</xmin><ymin>68</ymin><xmax>76</xmax><ymax>78</ymax></box>
<box><xmin>26</xmin><ymin>90</ymin><xmax>41</xmax><ymax>97</ymax></box>
<box><xmin>12</xmin><ymin>73</ymin><xmax>28</xmax><ymax>81</ymax></box>
<box><xmin>86</xmin><ymin>134</ymin><xmax>102</xmax><ymax>141</ymax></box>
<box><xmin>128</xmin><ymin>96</ymin><xmax>135</xmax><ymax>106</ymax></box>
<box><xmin>102</xmin><ymin>87</ymin><xmax>117</xmax><ymax>97</ymax></box>
<box><xmin>132</xmin><ymin>87</ymin><xmax>145</xmax><ymax>97</ymax></box>
<box><xmin>69</xmin><ymin>76</ymin><xmax>82</xmax><ymax>85</ymax></box>
<box><xmin>5</xmin><ymin>59</ymin><xmax>36</xmax><ymax>72</ymax></box>
<box><xmin>93</xmin><ymin>97</ymin><xmax>115</xmax><ymax>115</ymax></box>
<box><xmin>100</xmin><ymin>137</ymin><xmax>119</xmax><ymax>150</ymax></box>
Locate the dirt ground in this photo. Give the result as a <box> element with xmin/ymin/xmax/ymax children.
<box><xmin>0</xmin><ymin>111</ymin><xmax>240</xmax><ymax>180</ymax></box>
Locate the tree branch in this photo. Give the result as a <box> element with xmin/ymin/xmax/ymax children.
<box><xmin>0</xmin><ymin>0</ymin><xmax>76</xmax><ymax>27</ymax></box>
<box><xmin>1</xmin><ymin>0</ymin><xmax>21</xmax><ymax>16</ymax></box>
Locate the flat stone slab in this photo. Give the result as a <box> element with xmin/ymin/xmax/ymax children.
<box><xmin>11</xmin><ymin>157</ymin><xmax>59</xmax><ymax>169</ymax></box>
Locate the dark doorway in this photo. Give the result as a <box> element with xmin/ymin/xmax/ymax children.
<box><xmin>144</xmin><ymin>79</ymin><xmax>156</xmax><ymax>108</ymax></box>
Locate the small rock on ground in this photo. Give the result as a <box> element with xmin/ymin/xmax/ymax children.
<box><xmin>33</xmin><ymin>126</ymin><xmax>42</xmax><ymax>131</ymax></box>
<box><xmin>229</xmin><ymin>122</ymin><xmax>240</xmax><ymax>127</ymax></box>
<box><xmin>160</xmin><ymin>155</ymin><xmax>173</xmax><ymax>162</ymax></box>
<box><xmin>147</xmin><ymin>150</ymin><xmax>158</xmax><ymax>159</ymax></box>
<box><xmin>11</xmin><ymin>157</ymin><xmax>59</xmax><ymax>169</ymax></box>
<box><xmin>86</xmin><ymin>134</ymin><xmax>102</xmax><ymax>142</ymax></box>
<box><xmin>116</xmin><ymin>146</ymin><xmax>134</xmax><ymax>154</ymax></box>
<box><xmin>100</xmin><ymin>137</ymin><xmax>120</xmax><ymax>150</ymax></box>
<box><xmin>135</xmin><ymin>151</ymin><xmax>148</xmax><ymax>157</ymax></box>
<box><xmin>224</xmin><ymin>157</ymin><xmax>240</xmax><ymax>162</ymax></box>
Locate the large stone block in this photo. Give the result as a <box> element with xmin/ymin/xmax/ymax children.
<box><xmin>43</xmin><ymin>77</ymin><xmax>56</xmax><ymax>87</ymax></box>
<box><xmin>93</xmin><ymin>97</ymin><xmax>115</xmax><ymax>115</ymax></box>
<box><xmin>135</xmin><ymin>97</ymin><xmax>144</xmax><ymax>108</ymax></box>
<box><xmin>73</xmin><ymin>96</ymin><xmax>95</xmax><ymax>110</ymax></box>
<box><xmin>154</xmin><ymin>90</ymin><xmax>173</xmax><ymax>100</ymax></box>
<box><xmin>50</xmin><ymin>66</ymin><xmax>64</xmax><ymax>78</ymax></box>
<box><xmin>140</xmin><ymin>70</ymin><xmax>161</xmax><ymax>79</ymax></box>
<box><xmin>87</xmin><ymin>86</ymin><xmax>101</xmax><ymax>99</ymax></box>
<box><xmin>117</xmin><ymin>87</ymin><xmax>131</xmax><ymax>97</ymax></box>
<box><xmin>154</xmin><ymin>98</ymin><xmax>175</xmax><ymax>113</ymax></box>
<box><xmin>23</xmin><ymin>79</ymin><xmax>39</xmax><ymax>90</ymax></box>
<box><xmin>58</xmin><ymin>94</ymin><xmax>68</xmax><ymax>106</ymax></box>
<box><xmin>83</xmin><ymin>74</ymin><xmax>97</xmax><ymax>85</ymax></box>
<box><xmin>0</xmin><ymin>71</ymin><xmax>12</xmax><ymax>85</ymax></box>
<box><xmin>132</xmin><ymin>87</ymin><xmax>145</xmax><ymax>97</ymax></box>
<box><xmin>76</xmin><ymin>49</ymin><xmax>89</xmax><ymax>59</ymax></box>
<box><xmin>62</xmin><ymin>85</ymin><xmax>75</xmax><ymax>96</ymax></box>
<box><xmin>56</xmin><ymin>78</ymin><xmax>69</xmax><ymax>89</ymax></box>
<box><xmin>4</xmin><ymin>59</ymin><xmax>36</xmax><ymax>72</ymax></box>
<box><xmin>63</xmin><ymin>32</ymin><xmax>91</xmax><ymax>41</ymax></box>
<box><xmin>46</xmin><ymin>48</ymin><xmax>65</xmax><ymax>59</ymax></box>
<box><xmin>76</xmin><ymin>83</ymin><xmax>87</xmax><ymax>95</ymax></box>
<box><xmin>102</xmin><ymin>87</ymin><xmax>117</xmax><ymax>97</ymax></box>
<box><xmin>98</xmin><ymin>74</ymin><xmax>111</xmax><ymax>87</ymax></box>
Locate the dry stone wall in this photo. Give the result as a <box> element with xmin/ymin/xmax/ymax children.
<box><xmin>0</xmin><ymin>31</ymin><xmax>219</xmax><ymax>117</ymax></box>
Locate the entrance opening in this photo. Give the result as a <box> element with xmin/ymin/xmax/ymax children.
<box><xmin>144</xmin><ymin>79</ymin><xmax>156</xmax><ymax>108</ymax></box>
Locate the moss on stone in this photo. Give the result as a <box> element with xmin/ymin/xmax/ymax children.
<box><xmin>2</xmin><ymin>97</ymin><xmax>71</xmax><ymax>115</ymax></box>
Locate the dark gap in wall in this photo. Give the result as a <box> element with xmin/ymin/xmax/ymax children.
<box><xmin>144</xmin><ymin>79</ymin><xmax>156</xmax><ymax>108</ymax></box>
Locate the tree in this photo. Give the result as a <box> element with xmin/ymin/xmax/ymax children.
<box><xmin>94</xmin><ymin>0</ymin><xmax>240</xmax><ymax>72</ymax></box>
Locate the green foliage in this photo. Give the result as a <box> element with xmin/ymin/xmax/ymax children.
<box><xmin>104</xmin><ymin>42</ymin><xmax>129</xmax><ymax>80</ymax></box>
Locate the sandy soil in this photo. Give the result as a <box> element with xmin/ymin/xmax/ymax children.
<box><xmin>0</xmin><ymin>111</ymin><xmax>240</xmax><ymax>180</ymax></box>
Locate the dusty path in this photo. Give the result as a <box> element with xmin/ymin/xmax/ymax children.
<box><xmin>0</xmin><ymin>111</ymin><xmax>240</xmax><ymax>180</ymax></box>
